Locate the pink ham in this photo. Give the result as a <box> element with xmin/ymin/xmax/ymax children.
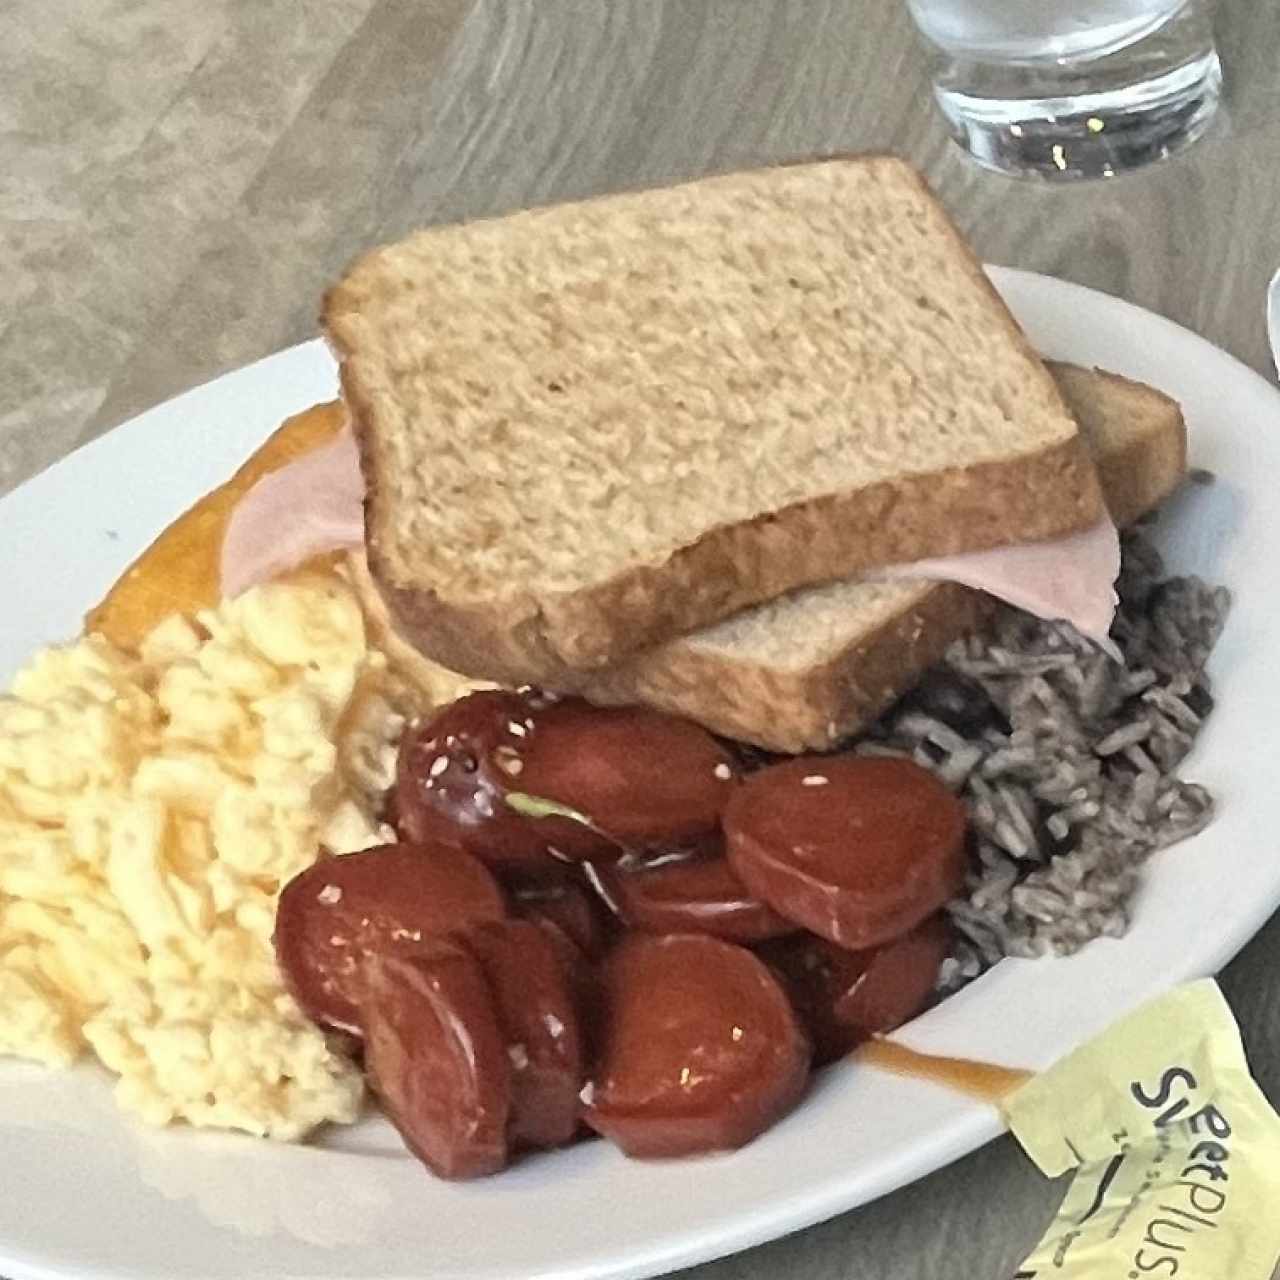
<box><xmin>876</xmin><ymin>516</ymin><xmax>1122</xmax><ymax>656</ymax></box>
<box><xmin>220</xmin><ymin>425</ymin><xmax>365</xmax><ymax>599</ymax></box>
<box><xmin>218</xmin><ymin>427</ymin><xmax>1121</xmax><ymax>649</ymax></box>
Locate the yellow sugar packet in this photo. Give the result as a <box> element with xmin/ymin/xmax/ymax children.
<box><xmin>1002</xmin><ymin>980</ymin><xmax>1280</xmax><ymax>1279</ymax></box>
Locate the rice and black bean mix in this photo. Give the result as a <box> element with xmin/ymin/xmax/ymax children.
<box><xmin>857</xmin><ymin>526</ymin><xmax>1230</xmax><ymax>988</ymax></box>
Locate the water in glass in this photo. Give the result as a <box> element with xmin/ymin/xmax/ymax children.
<box><xmin>907</xmin><ymin>0</ymin><xmax>1222</xmax><ymax>179</ymax></box>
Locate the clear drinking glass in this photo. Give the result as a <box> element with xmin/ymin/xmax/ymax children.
<box><xmin>906</xmin><ymin>0</ymin><xmax>1223</xmax><ymax>179</ymax></box>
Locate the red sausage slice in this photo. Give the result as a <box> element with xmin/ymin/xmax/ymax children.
<box><xmin>583</xmin><ymin>934</ymin><xmax>811</xmax><ymax>1157</ymax></box>
<box><xmin>454</xmin><ymin>920</ymin><xmax>585</xmax><ymax>1150</ymax></box>
<box><xmin>759</xmin><ymin>915</ymin><xmax>951</xmax><ymax>1066</ymax></box>
<box><xmin>395</xmin><ymin>691</ymin><xmax>739</xmax><ymax>869</ymax></box>
<box><xmin>274</xmin><ymin>842</ymin><xmax>506</xmax><ymax>1034</ymax></box>
<box><xmin>396</xmin><ymin>692</ymin><xmax>568</xmax><ymax>872</ymax></box>
<box><xmin>510</xmin><ymin>875</ymin><xmax>609</xmax><ymax>959</ymax></box>
<box><xmin>588</xmin><ymin>837</ymin><xmax>795</xmax><ymax>943</ymax></box>
<box><xmin>724</xmin><ymin>756</ymin><xmax>967</xmax><ymax>950</ymax></box>
<box><xmin>361</xmin><ymin>943</ymin><xmax>511</xmax><ymax>1179</ymax></box>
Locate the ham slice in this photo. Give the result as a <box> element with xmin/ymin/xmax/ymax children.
<box><xmin>219</xmin><ymin>425</ymin><xmax>365</xmax><ymax>599</ymax></box>
<box><xmin>876</xmin><ymin>516</ymin><xmax>1122</xmax><ymax>657</ymax></box>
<box><xmin>220</xmin><ymin>429</ymin><xmax>1121</xmax><ymax>650</ymax></box>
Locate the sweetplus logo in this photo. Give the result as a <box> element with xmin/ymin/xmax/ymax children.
<box><xmin>1126</xmin><ymin>1065</ymin><xmax>1232</xmax><ymax>1277</ymax></box>
<box><xmin>1009</xmin><ymin>1065</ymin><xmax>1232</xmax><ymax>1280</ymax></box>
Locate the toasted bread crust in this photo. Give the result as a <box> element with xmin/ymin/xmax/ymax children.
<box><xmin>1080</xmin><ymin>371</ymin><xmax>1186</xmax><ymax>528</ymax></box>
<box><xmin>352</xmin><ymin>406</ymin><xmax>1099</xmax><ymax>685</ymax></box>
<box><xmin>583</xmin><ymin>582</ymin><xmax>994</xmax><ymax>752</ymax></box>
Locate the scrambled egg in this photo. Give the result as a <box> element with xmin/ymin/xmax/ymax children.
<box><xmin>0</xmin><ymin>571</ymin><xmax>406</xmax><ymax>1140</ymax></box>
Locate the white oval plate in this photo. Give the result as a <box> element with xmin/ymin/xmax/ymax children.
<box><xmin>0</xmin><ymin>269</ymin><xmax>1276</xmax><ymax>1280</ymax></box>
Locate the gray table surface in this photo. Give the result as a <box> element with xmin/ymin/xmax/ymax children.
<box><xmin>6</xmin><ymin>2</ymin><xmax>1280</xmax><ymax>1277</ymax></box>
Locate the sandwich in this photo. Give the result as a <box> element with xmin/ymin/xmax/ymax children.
<box><xmin>92</xmin><ymin>158</ymin><xmax>1186</xmax><ymax>761</ymax></box>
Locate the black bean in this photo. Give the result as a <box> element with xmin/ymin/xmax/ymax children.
<box><xmin>1143</xmin><ymin>580</ymin><xmax>1182</xmax><ymax>617</ymax></box>
<box><xmin>1184</xmin><ymin>682</ymin><xmax>1214</xmax><ymax>719</ymax></box>
<box><xmin>1104</xmin><ymin>749</ymin><xmax>1139</xmax><ymax>779</ymax></box>
<box><xmin>895</xmin><ymin>667</ymin><xmax>1012</xmax><ymax>736</ymax></box>
<box><xmin>718</xmin><ymin>737</ymin><xmax>785</xmax><ymax>774</ymax></box>
<box><xmin>1034</xmin><ymin>801</ymin><xmax>1077</xmax><ymax>859</ymax></box>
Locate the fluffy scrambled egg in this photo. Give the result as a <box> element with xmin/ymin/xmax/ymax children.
<box><xmin>0</xmin><ymin>571</ymin><xmax>407</xmax><ymax>1140</ymax></box>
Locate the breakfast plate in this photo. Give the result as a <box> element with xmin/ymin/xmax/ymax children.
<box><xmin>0</xmin><ymin>267</ymin><xmax>1277</xmax><ymax>1280</ymax></box>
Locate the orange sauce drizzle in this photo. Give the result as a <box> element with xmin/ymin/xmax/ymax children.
<box><xmin>857</xmin><ymin>1037</ymin><xmax>1033</xmax><ymax>1104</ymax></box>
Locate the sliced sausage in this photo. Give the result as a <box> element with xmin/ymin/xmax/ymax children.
<box><xmin>509</xmin><ymin>873</ymin><xmax>610</xmax><ymax>959</ymax></box>
<box><xmin>512</xmin><ymin>699</ymin><xmax>739</xmax><ymax>855</ymax></box>
<box><xmin>274</xmin><ymin>842</ymin><xmax>506</xmax><ymax>1034</ymax></box>
<box><xmin>455</xmin><ymin>920</ymin><xmax>585</xmax><ymax>1150</ymax></box>
<box><xmin>587</xmin><ymin>836</ymin><xmax>795</xmax><ymax>943</ymax></box>
<box><xmin>832</xmin><ymin>914</ymin><xmax>951</xmax><ymax>1038</ymax></box>
<box><xmin>361</xmin><ymin>943</ymin><xmax>511</xmax><ymax>1179</ymax></box>
<box><xmin>519</xmin><ymin>913</ymin><xmax>599</xmax><ymax>1031</ymax></box>
<box><xmin>395</xmin><ymin>691</ymin><xmax>567</xmax><ymax>872</ymax></box>
<box><xmin>582</xmin><ymin>934</ymin><xmax>811</xmax><ymax>1158</ymax></box>
<box><xmin>724</xmin><ymin>756</ymin><xmax>967</xmax><ymax>950</ymax></box>
<box><xmin>759</xmin><ymin>915</ymin><xmax>951</xmax><ymax>1066</ymax></box>
<box><xmin>395</xmin><ymin>690</ymin><xmax>739</xmax><ymax>869</ymax></box>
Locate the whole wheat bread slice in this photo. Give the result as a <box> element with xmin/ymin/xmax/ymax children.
<box><xmin>575</xmin><ymin>364</ymin><xmax>1187</xmax><ymax>752</ymax></box>
<box><xmin>325</xmin><ymin>157</ymin><xmax>1103</xmax><ymax>685</ymax></box>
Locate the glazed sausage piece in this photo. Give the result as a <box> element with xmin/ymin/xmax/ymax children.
<box><xmin>396</xmin><ymin>692</ymin><xmax>569</xmax><ymax>872</ymax></box>
<box><xmin>455</xmin><ymin>920</ymin><xmax>586</xmax><ymax>1150</ymax></box>
<box><xmin>587</xmin><ymin>836</ymin><xmax>795</xmax><ymax>944</ymax></box>
<box><xmin>759</xmin><ymin>915</ymin><xmax>952</xmax><ymax>1066</ymax></box>
<box><xmin>724</xmin><ymin>756</ymin><xmax>967</xmax><ymax>951</ymax></box>
<box><xmin>274</xmin><ymin>842</ymin><xmax>506</xmax><ymax>1034</ymax></box>
<box><xmin>361</xmin><ymin>942</ymin><xmax>511</xmax><ymax>1179</ymax></box>
<box><xmin>509</xmin><ymin>873</ymin><xmax>610</xmax><ymax>959</ymax></box>
<box><xmin>395</xmin><ymin>690</ymin><xmax>740</xmax><ymax>870</ymax></box>
<box><xmin>583</xmin><ymin>934</ymin><xmax>811</xmax><ymax>1158</ymax></box>
<box><xmin>514</xmin><ymin>699</ymin><xmax>740</xmax><ymax>855</ymax></box>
